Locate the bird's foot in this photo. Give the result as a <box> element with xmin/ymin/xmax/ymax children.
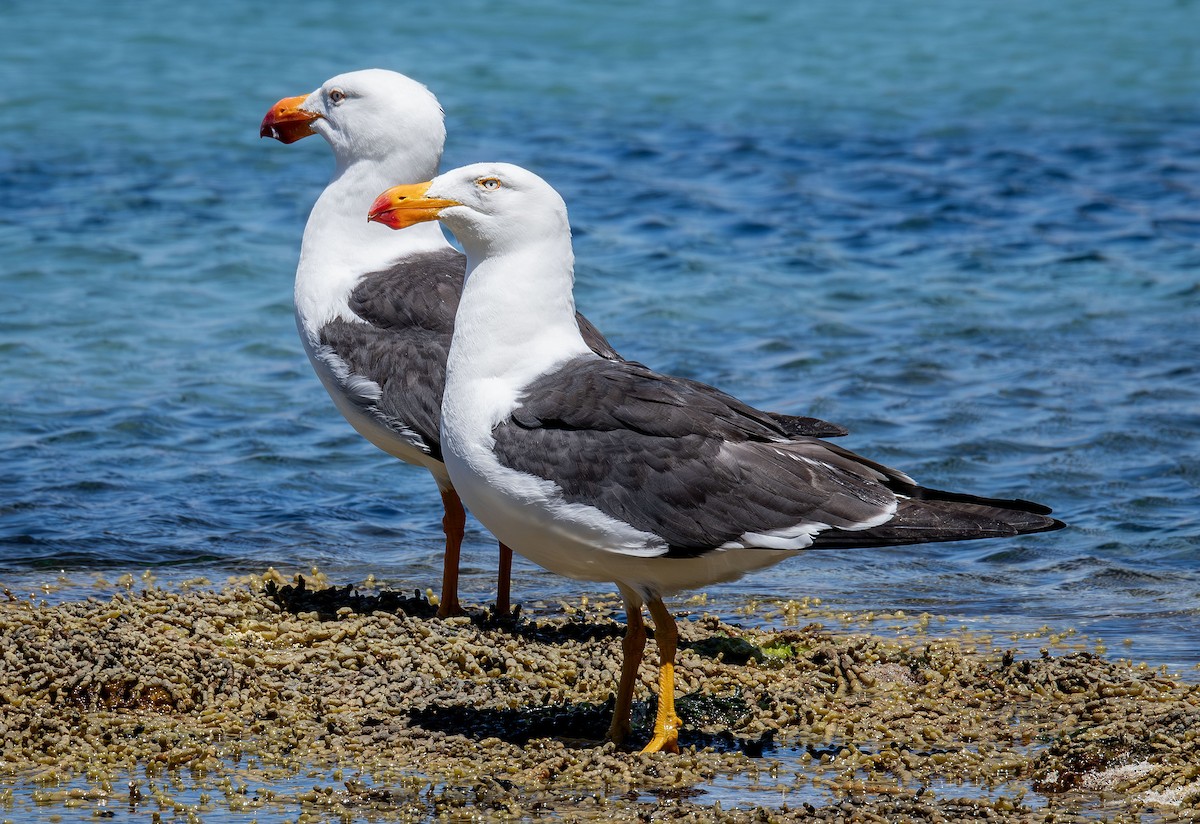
<box><xmin>605</xmin><ymin>721</ymin><xmax>631</xmax><ymax>748</ymax></box>
<box><xmin>435</xmin><ymin>600</ymin><xmax>467</xmax><ymax>619</ymax></box>
<box><xmin>640</xmin><ymin>726</ymin><xmax>680</xmax><ymax>754</ymax></box>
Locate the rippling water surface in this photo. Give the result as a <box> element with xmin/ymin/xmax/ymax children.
<box><xmin>2</xmin><ymin>1</ymin><xmax>1198</xmax><ymax>672</ymax></box>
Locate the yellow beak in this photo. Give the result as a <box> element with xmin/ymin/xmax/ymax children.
<box><xmin>368</xmin><ymin>182</ymin><xmax>462</xmax><ymax>230</ymax></box>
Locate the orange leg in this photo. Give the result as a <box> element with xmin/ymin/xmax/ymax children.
<box><xmin>641</xmin><ymin>597</ymin><xmax>681</xmax><ymax>754</ymax></box>
<box><xmin>495</xmin><ymin>542</ymin><xmax>514</xmax><ymax>618</ymax></box>
<box><xmin>606</xmin><ymin>591</ymin><xmax>647</xmax><ymax>746</ymax></box>
<box><xmin>437</xmin><ymin>488</ymin><xmax>466</xmax><ymax>618</ymax></box>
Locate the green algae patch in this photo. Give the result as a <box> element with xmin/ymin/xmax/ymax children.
<box><xmin>759</xmin><ymin>641</ymin><xmax>802</xmax><ymax>661</ymax></box>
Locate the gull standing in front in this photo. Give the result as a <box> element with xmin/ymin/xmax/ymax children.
<box><xmin>368</xmin><ymin>163</ymin><xmax>1065</xmax><ymax>753</ymax></box>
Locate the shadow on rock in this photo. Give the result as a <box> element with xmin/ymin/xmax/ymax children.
<box><xmin>498</xmin><ymin>614</ymin><xmax>627</xmax><ymax>645</ymax></box>
<box><xmin>264</xmin><ymin>576</ymin><xmax>437</xmax><ymax>620</ymax></box>
<box><xmin>408</xmin><ymin>692</ymin><xmax>774</xmax><ymax>756</ymax></box>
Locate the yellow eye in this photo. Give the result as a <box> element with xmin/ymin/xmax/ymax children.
<box><xmin>329</xmin><ymin>88</ymin><xmax>346</xmax><ymax>104</ymax></box>
<box><xmin>478</xmin><ymin>177</ymin><xmax>502</xmax><ymax>191</ymax></box>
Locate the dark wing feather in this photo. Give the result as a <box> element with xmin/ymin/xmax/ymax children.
<box><xmin>810</xmin><ymin>496</ymin><xmax>1064</xmax><ymax>547</ymax></box>
<box><xmin>575</xmin><ymin>312</ymin><xmax>621</xmax><ymax>361</ymax></box>
<box><xmin>495</xmin><ymin>357</ymin><xmax>897</xmax><ymax>554</ymax></box>
<box><xmin>497</xmin><ymin>356</ymin><xmax>1064</xmax><ymax>555</ymax></box>
<box><xmin>317</xmin><ymin>250</ymin><xmax>625</xmax><ymax>461</ymax></box>
<box><xmin>317</xmin><ymin>250</ymin><xmax>463</xmax><ymax>459</ymax></box>
<box><xmin>510</xmin><ymin>358</ymin><xmax>793</xmax><ymax>440</ymax></box>
<box><xmin>319</xmin><ymin>318</ymin><xmax>449</xmax><ymax>459</ymax></box>
<box><xmin>766</xmin><ymin>412</ymin><xmax>849</xmax><ymax>438</ymax></box>
<box><xmin>347</xmin><ymin>248</ymin><xmax>464</xmax><ymax>334</ymax></box>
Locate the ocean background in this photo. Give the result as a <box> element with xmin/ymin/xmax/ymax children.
<box><xmin>3</xmin><ymin>0</ymin><xmax>1198</xmax><ymax>674</ymax></box>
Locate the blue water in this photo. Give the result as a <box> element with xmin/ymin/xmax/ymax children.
<box><xmin>2</xmin><ymin>1</ymin><xmax>1199</xmax><ymax>671</ymax></box>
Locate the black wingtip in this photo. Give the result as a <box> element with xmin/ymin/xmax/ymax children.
<box><xmin>1037</xmin><ymin>516</ymin><xmax>1068</xmax><ymax>534</ymax></box>
<box><xmin>904</xmin><ymin>486</ymin><xmax>1059</xmax><ymax>517</ymax></box>
<box><xmin>808</xmin><ymin>495</ymin><xmax>1065</xmax><ymax>550</ymax></box>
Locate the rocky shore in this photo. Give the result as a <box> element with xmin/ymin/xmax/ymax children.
<box><xmin>1</xmin><ymin>570</ymin><xmax>1197</xmax><ymax>822</ymax></box>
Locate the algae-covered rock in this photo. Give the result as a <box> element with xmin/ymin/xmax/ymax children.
<box><xmin>0</xmin><ymin>573</ymin><xmax>1196</xmax><ymax>822</ymax></box>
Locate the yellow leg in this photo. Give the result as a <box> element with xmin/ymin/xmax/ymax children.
<box><xmin>606</xmin><ymin>591</ymin><xmax>647</xmax><ymax>745</ymax></box>
<box><xmin>495</xmin><ymin>542</ymin><xmax>514</xmax><ymax>618</ymax></box>
<box><xmin>641</xmin><ymin>597</ymin><xmax>681</xmax><ymax>754</ymax></box>
<box><xmin>437</xmin><ymin>488</ymin><xmax>466</xmax><ymax>618</ymax></box>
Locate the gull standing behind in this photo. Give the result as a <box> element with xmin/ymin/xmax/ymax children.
<box><xmin>367</xmin><ymin>163</ymin><xmax>1065</xmax><ymax>752</ymax></box>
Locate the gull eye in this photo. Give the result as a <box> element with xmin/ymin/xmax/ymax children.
<box><xmin>477</xmin><ymin>177</ymin><xmax>502</xmax><ymax>191</ymax></box>
<box><xmin>328</xmin><ymin>88</ymin><xmax>346</xmax><ymax>105</ymax></box>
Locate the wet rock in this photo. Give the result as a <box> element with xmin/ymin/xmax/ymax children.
<box><xmin>0</xmin><ymin>572</ymin><xmax>1196</xmax><ymax>822</ymax></box>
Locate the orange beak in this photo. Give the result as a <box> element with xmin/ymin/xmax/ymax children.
<box><xmin>260</xmin><ymin>94</ymin><xmax>321</xmax><ymax>144</ymax></box>
<box><xmin>368</xmin><ymin>182</ymin><xmax>462</xmax><ymax>230</ymax></box>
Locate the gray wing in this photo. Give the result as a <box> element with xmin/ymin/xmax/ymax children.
<box><xmin>495</xmin><ymin>357</ymin><xmax>898</xmax><ymax>556</ymax></box>
<box><xmin>317</xmin><ymin>320</ymin><xmax>449</xmax><ymax>459</ymax></box>
<box><xmin>495</xmin><ymin>357</ymin><xmax>1064</xmax><ymax>556</ymax></box>
<box><xmin>315</xmin><ymin>249</ymin><xmax>627</xmax><ymax>461</ymax></box>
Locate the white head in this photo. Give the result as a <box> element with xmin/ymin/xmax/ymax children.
<box><xmin>261</xmin><ymin>68</ymin><xmax>446</xmax><ymax>175</ymax></box>
<box><xmin>371</xmin><ymin>164</ymin><xmax>590</xmax><ymax>409</ymax></box>
<box><xmin>266</xmin><ymin>70</ymin><xmax>452</xmax><ymax>331</ymax></box>
<box><xmin>367</xmin><ymin>162</ymin><xmax>571</xmax><ymax>259</ymax></box>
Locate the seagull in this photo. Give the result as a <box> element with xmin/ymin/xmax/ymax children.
<box><xmin>260</xmin><ymin>70</ymin><xmax>845</xmax><ymax>618</ymax></box>
<box><xmin>259</xmin><ymin>69</ymin><xmax>554</xmax><ymax>617</ymax></box>
<box><xmin>367</xmin><ymin>162</ymin><xmax>1065</xmax><ymax>752</ymax></box>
